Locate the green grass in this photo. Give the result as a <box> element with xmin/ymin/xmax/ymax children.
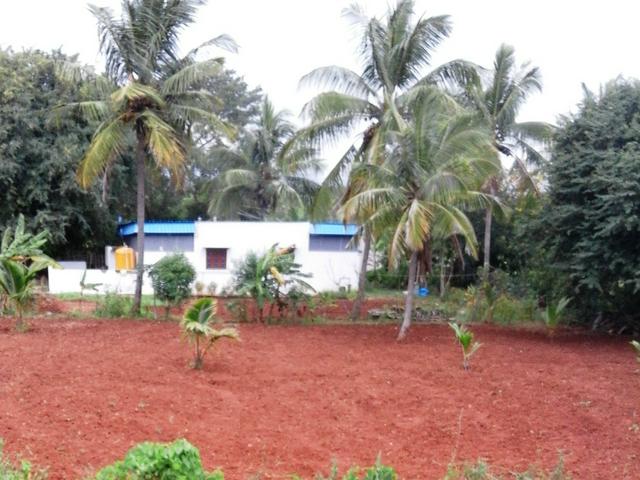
<box><xmin>54</xmin><ymin>293</ymin><xmax>167</xmax><ymax>307</ymax></box>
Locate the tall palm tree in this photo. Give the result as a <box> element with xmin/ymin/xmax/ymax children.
<box><xmin>461</xmin><ymin>44</ymin><xmax>554</xmax><ymax>278</ymax></box>
<box><xmin>63</xmin><ymin>0</ymin><xmax>235</xmax><ymax>313</ymax></box>
<box><xmin>341</xmin><ymin>89</ymin><xmax>500</xmax><ymax>340</ymax></box>
<box><xmin>208</xmin><ymin>97</ymin><xmax>322</xmax><ymax>220</ymax></box>
<box><xmin>299</xmin><ymin>0</ymin><xmax>477</xmax><ymax>320</ymax></box>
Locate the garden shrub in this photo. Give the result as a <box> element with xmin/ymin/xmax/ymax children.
<box><xmin>93</xmin><ymin>439</ymin><xmax>223</xmax><ymax>480</ymax></box>
<box><xmin>453</xmin><ymin>284</ymin><xmax>540</xmax><ymax>325</ymax></box>
<box><xmin>491</xmin><ymin>295</ymin><xmax>538</xmax><ymax>325</ymax></box>
<box><xmin>94</xmin><ymin>292</ymin><xmax>134</xmax><ymax>318</ymax></box>
<box><xmin>149</xmin><ymin>254</ymin><xmax>196</xmax><ymax>318</ymax></box>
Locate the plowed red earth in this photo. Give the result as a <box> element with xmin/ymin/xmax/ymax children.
<box><xmin>0</xmin><ymin>318</ymin><xmax>638</xmax><ymax>479</ymax></box>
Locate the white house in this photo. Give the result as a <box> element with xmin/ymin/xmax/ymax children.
<box><xmin>48</xmin><ymin>220</ymin><xmax>363</xmax><ymax>295</ymax></box>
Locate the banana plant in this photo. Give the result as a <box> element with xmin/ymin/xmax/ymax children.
<box><xmin>232</xmin><ymin>244</ymin><xmax>313</xmax><ymax>322</ymax></box>
<box><xmin>631</xmin><ymin>340</ymin><xmax>640</xmax><ymax>364</ymax></box>
<box><xmin>181</xmin><ymin>298</ymin><xmax>239</xmax><ymax>370</ymax></box>
<box><xmin>0</xmin><ymin>214</ymin><xmax>54</xmax><ymax>264</ymax></box>
<box><xmin>449</xmin><ymin>322</ymin><xmax>482</xmax><ymax>370</ymax></box>
<box><xmin>542</xmin><ymin>297</ymin><xmax>571</xmax><ymax>335</ymax></box>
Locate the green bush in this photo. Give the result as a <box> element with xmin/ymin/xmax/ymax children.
<box><xmin>93</xmin><ymin>439</ymin><xmax>223</xmax><ymax>480</ymax></box>
<box><xmin>492</xmin><ymin>295</ymin><xmax>538</xmax><ymax>325</ymax></box>
<box><xmin>94</xmin><ymin>292</ymin><xmax>134</xmax><ymax>318</ymax></box>
<box><xmin>453</xmin><ymin>284</ymin><xmax>539</xmax><ymax>325</ymax></box>
<box><xmin>366</xmin><ymin>267</ymin><xmax>406</xmax><ymax>290</ymax></box>
<box><xmin>149</xmin><ymin>254</ymin><xmax>196</xmax><ymax>318</ymax></box>
<box><xmin>0</xmin><ymin>439</ymin><xmax>47</xmax><ymax>480</ymax></box>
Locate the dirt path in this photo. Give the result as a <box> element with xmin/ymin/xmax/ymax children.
<box><xmin>0</xmin><ymin>318</ymin><xmax>638</xmax><ymax>479</ymax></box>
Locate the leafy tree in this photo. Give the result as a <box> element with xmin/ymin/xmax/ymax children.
<box><xmin>63</xmin><ymin>0</ymin><xmax>236</xmax><ymax>314</ymax></box>
<box><xmin>231</xmin><ymin>245</ymin><xmax>314</xmax><ymax>322</ymax></box>
<box><xmin>209</xmin><ymin>97</ymin><xmax>321</xmax><ymax>220</ymax></box>
<box><xmin>340</xmin><ymin>90</ymin><xmax>498</xmax><ymax>339</ymax></box>
<box><xmin>149</xmin><ymin>253</ymin><xmax>196</xmax><ymax>318</ymax></box>
<box><xmin>0</xmin><ymin>48</ymin><xmax>119</xmax><ymax>258</ymax></box>
<box><xmin>544</xmin><ymin>79</ymin><xmax>640</xmax><ymax>332</ymax></box>
<box><xmin>299</xmin><ymin>0</ymin><xmax>477</xmax><ymax>320</ymax></box>
<box><xmin>460</xmin><ymin>44</ymin><xmax>554</xmax><ymax>278</ymax></box>
<box><xmin>181</xmin><ymin>298</ymin><xmax>239</xmax><ymax>370</ymax></box>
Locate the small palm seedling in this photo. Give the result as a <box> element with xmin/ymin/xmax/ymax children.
<box><xmin>449</xmin><ymin>322</ymin><xmax>482</xmax><ymax>371</ymax></box>
<box><xmin>0</xmin><ymin>259</ymin><xmax>52</xmax><ymax>331</ymax></box>
<box><xmin>542</xmin><ymin>297</ymin><xmax>571</xmax><ymax>335</ymax></box>
<box><xmin>181</xmin><ymin>298</ymin><xmax>239</xmax><ymax>370</ymax></box>
<box><xmin>80</xmin><ymin>269</ymin><xmax>102</xmax><ymax>297</ymax></box>
<box><xmin>631</xmin><ymin>340</ymin><xmax>640</xmax><ymax>363</ymax></box>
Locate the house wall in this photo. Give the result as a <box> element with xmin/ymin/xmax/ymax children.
<box><xmin>50</xmin><ymin>221</ymin><xmax>362</xmax><ymax>295</ymax></box>
<box><xmin>192</xmin><ymin>222</ymin><xmax>361</xmax><ymax>292</ymax></box>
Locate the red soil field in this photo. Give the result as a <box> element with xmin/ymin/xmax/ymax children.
<box><xmin>0</xmin><ymin>317</ymin><xmax>638</xmax><ymax>479</ymax></box>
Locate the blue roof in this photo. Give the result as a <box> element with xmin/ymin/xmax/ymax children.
<box><xmin>310</xmin><ymin>222</ymin><xmax>358</xmax><ymax>236</ymax></box>
<box><xmin>118</xmin><ymin>221</ymin><xmax>195</xmax><ymax>236</ymax></box>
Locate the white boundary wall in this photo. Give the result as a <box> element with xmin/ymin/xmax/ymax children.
<box><xmin>48</xmin><ymin>222</ymin><xmax>362</xmax><ymax>295</ymax></box>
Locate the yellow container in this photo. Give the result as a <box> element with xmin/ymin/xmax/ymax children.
<box><xmin>114</xmin><ymin>246</ymin><xmax>136</xmax><ymax>271</ymax></box>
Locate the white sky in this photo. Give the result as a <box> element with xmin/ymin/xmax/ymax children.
<box><xmin>2</xmin><ymin>0</ymin><xmax>640</xmax><ymax>155</ymax></box>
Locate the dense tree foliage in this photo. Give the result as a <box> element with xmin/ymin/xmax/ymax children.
<box><xmin>543</xmin><ymin>80</ymin><xmax>640</xmax><ymax>330</ymax></box>
<box><xmin>0</xmin><ymin>48</ymin><xmax>262</xmax><ymax>259</ymax></box>
<box><xmin>0</xmin><ymin>49</ymin><xmax>118</xmax><ymax>259</ymax></box>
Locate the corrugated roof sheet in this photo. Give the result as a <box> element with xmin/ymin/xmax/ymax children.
<box><xmin>310</xmin><ymin>223</ymin><xmax>358</xmax><ymax>236</ymax></box>
<box><xmin>118</xmin><ymin>221</ymin><xmax>195</xmax><ymax>236</ymax></box>
<box><xmin>118</xmin><ymin>221</ymin><xmax>358</xmax><ymax>237</ymax></box>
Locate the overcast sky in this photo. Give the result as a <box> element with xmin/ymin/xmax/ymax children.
<box><xmin>2</xmin><ymin>1</ymin><xmax>640</xmax><ymax>131</ymax></box>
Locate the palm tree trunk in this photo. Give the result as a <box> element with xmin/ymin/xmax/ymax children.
<box><xmin>483</xmin><ymin>182</ymin><xmax>496</xmax><ymax>282</ymax></box>
<box><xmin>350</xmin><ymin>228</ymin><xmax>372</xmax><ymax>321</ymax></box>
<box><xmin>397</xmin><ymin>250</ymin><xmax>418</xmax><ymax>341</ymax></box>
<box><xmin>483</xmin><ymin>205</ymin><xmax>492</xmax><ymax>280</ymax></box>
<box><xmin>439</xmin><ymin>254</ymin><xmax>446</xmax><ymax>298</ymax></box>
<box><xmin>132</xmin><ymin>137</ymin><xmax>146</xmax><ymax>315</ymax></box>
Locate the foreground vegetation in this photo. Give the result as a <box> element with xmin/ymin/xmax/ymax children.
<box><xmin>0</xmin><ymin>438</ymin><xmax>572</xmax><ymax>479</ymax></box>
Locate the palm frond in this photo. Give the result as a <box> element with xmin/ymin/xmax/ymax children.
<box><xmin>183</xmin><ymin>34</ymin><xmax>239</xmax><ymax>59</ymax></box>
<box><xmin>162</xmin><ymin>58</ymin><xmax>224</xmax><ymax>95</ymax></box>
<box><xmin>139</xmin><ymin>110</ymin><xmax>185</xmax><ymax>179</ymax></box>
<box><xmin>77</xmin><ymin>117</ymin><xmax>129</xmax><ymax>188</ymax></box>
<box><xmin>300</xmin><ymin>66</ymin><xmax>377</xmax><ymax>98</ymax></box>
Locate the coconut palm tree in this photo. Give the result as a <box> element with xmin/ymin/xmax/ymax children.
<box><xmin>299</xmin><ymin>0</ymin><xmax>477</xmax><ymax>320</ymax></box>
<box><xmin>341</xmin><ymin>89</ymin><xmax>499</xmax><ymax>340</ymax></box>
<box><xmin>62</xmin><ymin>0</ymin><xmax>236</xmax><ymax>313</ymax></box>
<box><xmin>461</xmin><ymin>44</ymin><xmax>554</xmax><ymax>278</ymax></box>
<box><xmin>208</xmin><ymin>97</ymin><xmax>322</xmax><ymax>220</ymax></box>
